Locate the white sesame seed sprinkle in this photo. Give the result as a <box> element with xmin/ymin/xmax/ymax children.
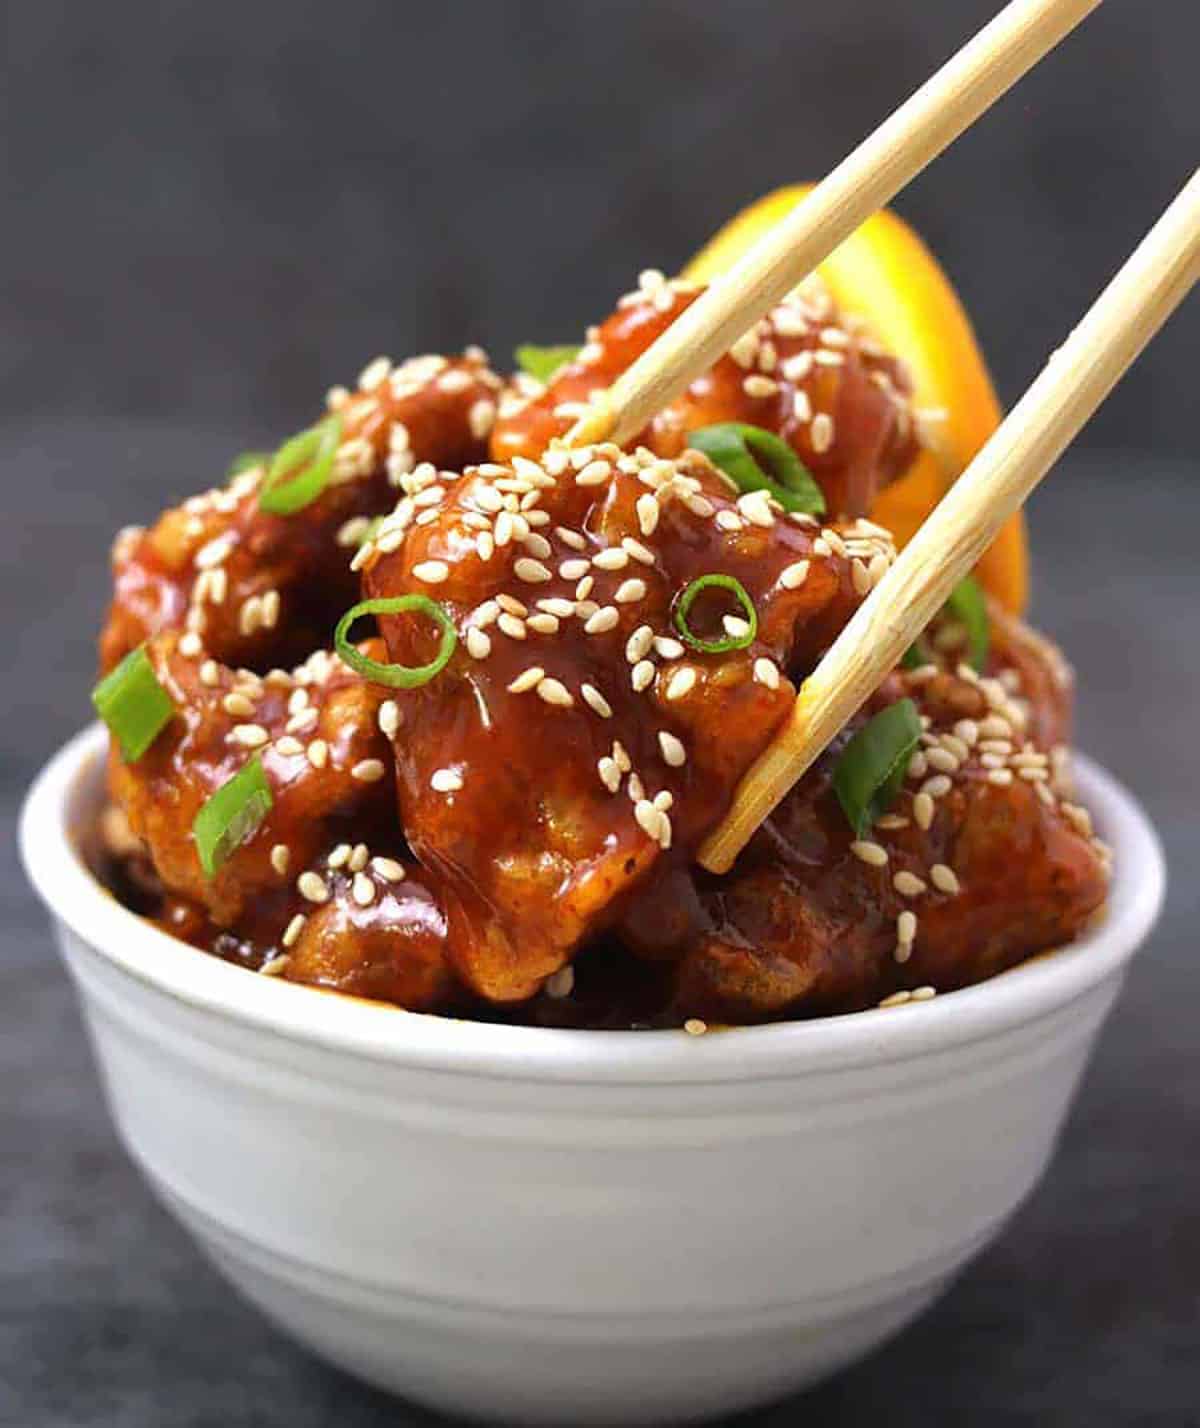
<box><xmin>431</xmin><ymin>767</ymin><xmax>463</xmax><ymax>793</ymax></box>
<box><xmin>584</xmin><ymin>606</ymin><xmax>620</xmax><ymax>635</ymax></box>
<box><xmin>413</xmin><ymin>560</ymin><xmax>449</xmax><ymax>584</ymax></box>
<box><xmin>666</xmin><ymin>667</ymin><xmax>697</xmax><ymax>701</ymax></box>
<box><xmin>851</xmin><ymin>840</ymin><xmax>889</xmax><ymax>867</ymax></box>
<box><xmin>631</xmin><ymin>660</ymin><xmax>656</xmax><ymax>692</ymax></box>
<box><xmin>371</xmin><ymin>856</ymin><xmax>406</xmax><ymax>882</ymax></box>
<box><xmin>615</xmin><ymin>578</ymin><xmax>647</xmax><ymax>604</ymax></box>
<box><xmin>351</xmin><ymin>758</ymin><xmax>386</xmax><ymax>783</ymax></box>
<box><xmin>930</xmin><ymin>864</ymin><xmax>961</xmax><ymax>895</ymax></box>
<box><xmin>508</xmin><ymin>667</ymin><xmax>545</xmax><ymax>693</ymax></box>
<box><xmin>270</xmin><ymin>844</ymin><xmax>291</xmax><ymax>875</ymax></box>
<box><xmin>893</xmin><ymin>871</ymin><xmax>928</xmax><ymax>898</ymax></box>
<box><xmin>298</xmin><ymin>872</ymin><xmax>330</xmax><ymax>904</ymax></box>
<box><xmin>581</xmin><ymin>684</ymin><xmax>613</xmax><ymax>718</ymax></box>
<box><xmin>658</xmin><ymin>731</ymin><xmax>687</xmax><ymax>767</ymax></box>
<box><xmin>282</xmin><ymin>915</ymin><xmax>307</xmax><ymax>949</ymax></box>
<box><xmin>536</xmin><ymin>677</ymin><xmax>574</xmax><ymax>707</ymax></box>
<box><xmin>231</xmin><ymin>723</ymin><xmax>269</xmax><ymax>748</ymax></box>
<box><xmin>753</xmin><ymin>658</ymin><xmax>780</xmax><ymax>690</ymax></box>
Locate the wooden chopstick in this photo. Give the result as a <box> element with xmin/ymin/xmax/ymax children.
<box><xmin>565</xmin><ymin>0</ymin><xmax>1100</xmax><ymax>451</ymax></box>
<box><xmin>698</xmin><ymin>168</ymin><xmax>1200</xmax><ymax>873</ymax></box>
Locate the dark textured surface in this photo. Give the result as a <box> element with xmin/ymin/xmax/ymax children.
<box><xmin>4</xmin><ymin>428</ymin><xmax>1199</xmax><ymax>1426</ymax></box>
<box><xmin>3</xmin><ymin>0</ymin><xmax>1199</xmax><ymax>1421</ymax></box>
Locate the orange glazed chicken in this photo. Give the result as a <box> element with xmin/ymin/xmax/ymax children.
<box><xmin>90</xmin><ymin>240</ymin><xmax>1110</xmax><ymax>1029</ymax></box>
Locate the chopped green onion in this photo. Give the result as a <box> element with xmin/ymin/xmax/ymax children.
<box><xmin>259</xmin><ymin>414</ymin><xmax>344</xmax><ymax>516</ymax></box>
<box><xmin>833</xmin><ymin>698</ymin><xmax>922</xmax><ymax>838</ymax></box>
<box><xmin>227</xmin><ymin>451</ymin><xmax>269</xmax><ymax>481</ymax></box>
<box><xmin>944</xmin><ymin>575</ymin><xmax>989</xmax><ymax>672</ymax></box>
<box><xmin>674</xmin><ymin>574</ymin><xmax>758</xmax><ymax>654</ymax></box>
<box><xmin>91</xmin><ymin>645</ymin><xmax>176</xmax><ymax>762</ymax></box>
<box><xmin>334</xmin><ymin>596</ymin><xmax>457</xmax><ymax>689</ymax></box>
<box><xmin>515</xmin><ymin>344</ymin><xmax>581</xmax><ymax>384</ymax></box>
<box><xmin>687</xmin><ymin>422</ymin><xmax>826</xmax><ymax>516</ymax></box>
<box><xmin>193</xmin><ymin>755</ymin><xmax>273</xmax><ymax>878</ymax></box>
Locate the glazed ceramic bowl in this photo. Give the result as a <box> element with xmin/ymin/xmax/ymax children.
<box><xmin>21</xmin><ymin>724</ymin><xmax>1164</xmax><ymax>1426</ymax></box>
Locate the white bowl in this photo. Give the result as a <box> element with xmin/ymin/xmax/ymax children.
<box><xmin>21</xmin><ymin>724</ymin><xmax>1164</xmax><ymax>1426</ymax></box>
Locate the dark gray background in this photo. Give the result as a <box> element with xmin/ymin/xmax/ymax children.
<box><xmin>2</xmin><ymin>2</ymin><xmax>1197</xmax><ymax>1425</ymax></box>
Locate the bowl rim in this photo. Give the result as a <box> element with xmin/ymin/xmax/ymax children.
<box><xmin>20</xmin><ymin>723</ymin><xmax>1165</xmax><ymax>1083</ymax></box>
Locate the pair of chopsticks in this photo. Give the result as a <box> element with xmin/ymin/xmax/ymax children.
<box><xmin>563</xmin><ymin>0</ymin><xmax>1199</xmax><ymax>872</ymax></box>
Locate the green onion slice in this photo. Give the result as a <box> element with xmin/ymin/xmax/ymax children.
<box><xmin>259</xmin><ymin>414</ymin><xmax>344</xmax><ymax>516</ymax></box>
<box><xmin>687</xmin><ymin>422</ymin><xmax>826</xmax><ymax>516</ymax></box>
<box><xmin>91</xmin><ymin>645</ymin><xmax>176</xmax><ymax>762</ymax></box>
<box><xmin>193</xmin><ymin>755</ymin><xmax>273</xmax><ymax>878</ymax></box>
<box><xmin>674</xmin><ymin>574</ymin><xmax>758</xmax><ymax>654</ymax></box>
<box><xmin>334</xmin><ymin>595</ymin><xmax>457</xmax><ymax>689</ymax></box>
<box><xmin>515</xmin><ymin>344</ymin><xmax>581</xmax><ymax>384</ymax></box>
<box><xmin>944</xmin><ymin>575</ymin><xmax>989</xmax><ymax>672</ymax></box>
<box><xmin>227</xmin><ymin>450</ymin><xmax>269</xmax><ymax>481</ymax></box>
<box><xmin>832</xmin><ymin>698</ymin><xmax>922</xmax><ymax>838</ymax></box>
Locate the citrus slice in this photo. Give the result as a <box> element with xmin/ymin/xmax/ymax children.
<box><xmin>683</xmin><ymin>185</ymin><xmax>1027</xmax><ymax>612</ymax></box>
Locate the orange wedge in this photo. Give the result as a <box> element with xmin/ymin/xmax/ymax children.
<box><xmin>683</xmin><ymin>185</ymin><xmax>1027</xmax><ymax>612</ymax></box>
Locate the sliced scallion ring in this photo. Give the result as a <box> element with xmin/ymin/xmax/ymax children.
<box><xmin>674</xmin><ymin>574</ymin><xmax>758</xmax><ymax>654</ymax></box>
<box><xmin>91</xmin><ymin>645</ymin><xmax>176</xmax><ymax>762</ymax></box>
<box><xmin>515</xmin><ymin>343</ymin><xmax>581</xmax><ymax>384</ymax></box>
<box><xmin>193</xmin><ymin>755</ymin><xmax>273</xmax><ymax>878</ymax></box>
<box><xmin>687</xmin><ymin>422</ymin><xmax>826</xmax><ymax>516</ymax></box>
<box><xmin>832</xmin><ymin>698</ymin><xmax>922</xmax><ymax>838</ymax></box>
<box><xmin>259</xmin><ymin>414</ymin><xmax>344</xmax><ymax>516</ymax></box>
<box><xmin>334</xmin><ymin>595</ymin><xmax>457</xmax><ymax>689</ymax></box>
<box><xmin>227</xmin><ymin>451</ymin><xmax>269</xmax><ymax>481</ymax></box>
<box><xmin>944</xmin><ymin>575</ymin><xmax>989</xmax><ymax>671</ymax></box>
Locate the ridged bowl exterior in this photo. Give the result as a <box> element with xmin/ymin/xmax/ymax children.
<box><xmin>22</xmin><ymin>727</ymin><xmax>1165</xmax><ymax>1425</ymax></box>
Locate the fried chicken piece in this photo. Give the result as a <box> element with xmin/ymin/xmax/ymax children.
<box><xmin>100</xmin><ymin>350</ymin><xmax>501</xmax><ymax>674</ymax></box>
<box><xmin>107</xmin><ymin>632</ymin><xmax>396</xmax><ymax>925</ymax></box>
<box><xmin>360</xmin><ymin>442</ymin><xmax>896</xmax><ymax>1003</ymax></box>
<box><xmin>492</xmin><ymin>272</ymin><xmax>919</xmax><ymax>518</ymax></box>
<box><xmin>656</xmin><ymin>659</ymin><xmax>1108</xmax><ymax>1023</ymax></box>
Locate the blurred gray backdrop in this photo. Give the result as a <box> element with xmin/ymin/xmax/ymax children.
<box><xmin>2</xmin><ymin>0</ymin><xmax>1195</xmax><ymax>455</ymax></box>
<box><xmin>3</xmin><ymin>4</ymin><xmax>1198</xmax><ymax>1428</ymax></box>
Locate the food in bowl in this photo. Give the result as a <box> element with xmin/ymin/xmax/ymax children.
<box><xmin>88</xmin><ymin>196</ymin><xmax>1111</xmax><ymax>1029</ymax></box>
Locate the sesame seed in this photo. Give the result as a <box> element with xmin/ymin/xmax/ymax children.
<box><xmin>514</xmin><ymin>557</ymin><xmax>552</xmax><ymax>584</ymax></box>
<box><xmin>893</xmin><ymin>870</ymin><xmax>928</xmax><ymax>897</ymax></box>
<box><xmin>349</xmin><ymin>843</ymin><xmax>369</xmax><ymax>873</ymax></box>
<box><xmin>328</xmin><ymin>844</ymin><xmax>351</xmax><ymax>870</ymax></box>
<box><xmin>911</xmin><ymin>986</ymin><xmax>937</xmax><ymax>1002</ymax></box>
<box><xmin>631</xmin><ymin>660</ymin><xmax>656</xmax><ymax>692</ymax></box>
<box><xmin>912</xmin><ymin>792</ymin><xmax>935</xmax><ymax>830</ymax></box>
<box><xmin>930</xmin><ymin>864</ymin><xmax>961</xmax><ymax>895</ymax></box>
<box><xmin>358</xmin><ymin>355</ymin><xmax>392</xmax><ymax>390</ymax></box>
<box><xmin>298</xmin><ymin>872</ymin><xmax>330</xmax><ymax>904</ymax></box>
<box><xmin>626</xmin><ymin>626</ymin><xmax>654</xmax><ymax>663</ymax></box>
<box><xmin>753</xmin><ymin>658</ymin><xmax>780</xmax><ymax>690</ymax></box>
<box><xmin>779</xmin><ymin>560</ymin><xmax>810</xmax><ymax>590</ymax></box>
<box><xmin>598</xmin><ymin>756</ymin><xmax>621</xmax><ymax>793</ymax></box>
<box><xmin>498</xmin><ymin>612</ymin><xmax>527</xmax><ymax>640</ymax></box>
<box><xmin>920</xmin><ymin>774</ymin><xmax>952</xmax><ymax>799</ymax></box>
<box><xmin>743</xmin><ymin>374</ymin><xmax>779</xmax><ymax>398</ymax></box>
<box><xmin>282</xmin><ymin>914</ymin><xmax>307</xmax><ymax>948</ymax></box>
<box><xmin>585</xmin><ymin>606</ymin><xmax>619</xmax><ymax>635</ymax></box>
<box><xmin>987</xmin><ymin>768</ymin><xmax>1014</xmax><ymax>787</ymax></box>
<box><xmin>811</xmin><ymin>413</ymin><xmax>835</xmax><ymax>453</ymax></box>
<box><xmin>622</xmin><ymin>537</ymin><xmax>655</xmax><ymax>565</ymax></box>
<box><xmin>666</xmin><ymin>667</ymin><xmax>697</xmax><ymax>701</ymax></box>
<box><xmin>352</xmin><ymin>759</ymin><xmax>386</xmax><ymax>783</ymax></box>
<box><xmin>352</xmin><ymin>873</ymin><xmax>376</xmax><ymax>907</ymax></box>
<box><xmin>179</xmin><ymin>631</ymin><xmax>203</xmax><ymax>658</ymax></box>
<box><xmin>927</xmin><ymin>747</ymin><xmax>959</xmax><ymax>774</ymax></box>
<box><xmin>270</xmin><ymin>844</ymin><xmax>290</xmax><ymax>875</ymax></box>
<box><xmin>879</xmin><ymin>990</ymin><xmax>912</xmax><ymax>1008</ymax></box>
<box><xmin>274</xmin><ymin>736</ymin><xmax>304</xmax><ymax>757</ymax></box>
<box><xmin>723</xmin><ymin>615</ymin><xmax>752</xmax><ymax>640</ymax></box>
<box><xmin>307</xmin><ymin>739</ymin><xmax>328</xmax><ymax>769</ymax></box>
<box><xmin>223</xmin><ymin>692</ymin><xmax>255</xmax><ymax>718</ymax></box>
<box><xmin>527</xmin><ymin>613</ymin><xmax>559</xmax><ymax>634</ymax></box>
<box><xmin>636</xmin><ymin>494</ymin><xmax>660</xmax><ymax>536</ymax></box>
<box><xmin>715</xmin><ymin>509</ymin><xmax>742</xmax><ymax>532</ymax></box>
<box><xmin>627</xmin><ymin>773</ymin><xmax>645</xmax><ymax>803</ymax></box>
<box><xmin>497</xmin><ymin>594</ymin><xmax>529</xmax><ymax>618</ymax></box>
<box><xmin>556</xmin><ymin>527</ymin><xmax>587</xmax><ymax>551</ymax></box>
<box><xmin>231</xmin><ymin>723</ymin><xmax>269</xmax><ymax>748</ymax></box>
<box><xmin>792</xmin><ymin>389</ymin><xmax>813</xmax><ymax>423</ymax></box>
<box><xmin>683</xmin><ymin>1018</ymin><xmax>708</xmax><ymax>1036</ymax></box>
<box><xmin>559</xmin><ymin>558</ymin><xmax>590</xmax><ymax>580</ymax></box>
<box><xmin>612</xmin><ymin>741</ymin><xmax>632</xmax><ymax>773</ymax></box>
<box><xmin>431</xmin><ymin>767</ymin><xmax>463</xmax><ymax>793</ymax></box>
<box><xmin>413</xmin><ymin>560</ymin><xmax>449</xmax><ymax>584</ymax></box>
<box><xmin>851</xmin><ymin>840</ymin><xmax>889</xmax><ymax>867</ymax></box>
<box><xmin>738</xmin><ymin>491</ymin><xmax>776</xmax><ymax>528</ymax></box>
<box><xmin>371</xmin><ymin>856</ymin><xmax>406</xmax><ymax>882</ymax></box>
<box><xmin>508</xmin><ymin>666</ymin><xmax>545</xmax><ymax>693</ymax></box>
<box><xmin>199</xmin><ymin>660</ymin><xmax>220</xmax><ymax>687</ymax></box>
<box><xmin>461</xmin><ymin>627</ymin><xmax>489</xmax><ymax>660</ymax></box>
<box><xmin>635</xmin><ymin>799</ymin><xmax>664</xmax><ymax>841</ymax></box>
<box><xmin>592</xmin><ymin>547</ymin><xmax>629</xmax><ymax>571</ymax></box>
<box><xmin>576</xmin><ymin>459</ymin><xmax>612</xmax><ymax>487</ymax></box>
<box><xmin>658</xmin><ymin>731</ymin><xmax>687</xmax><ymax>767</ymax></box>
<box><xmin>581</xmin><ymin>684</ymin><xmax>613</xmax><ymax>718</ymax></box>
<box><xmin>851</xmin><ymin>559</ymin><xmax>871</xmax><ymax>596</ymax></box>
<box><xmin>653</xmin><ymin>636</ymin><xmax>684</xmax><ymax>659</ymax></box>
<box><xmin>378</xmin><ymin>701</ymin><xmax>400</xmax><ymax>738</ymax></box>
<box><xmin>536</xmin><ymin>677</ymin><xmax>574</xmax><ymax>707</ymax></box>
<box><xmin>897</xmin><ymin>910</ymin><xmax>917</xmax><ymax>943</ymax></box>
<box><xmin>575</xmin><ymin>576</ymin><xmax>595</xmax><ymax>600</ymax></box>
<box><xmin>615</xmin><ymin>578</ymin><xmax>647</xmax><ymax>604</ymax></box>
